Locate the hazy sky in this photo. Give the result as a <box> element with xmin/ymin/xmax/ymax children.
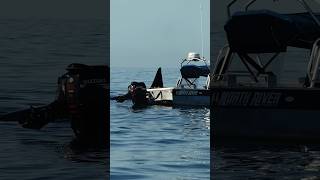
<box><xmin>111</xmin><ymin>0</ymin><xmax>210</xmax><ymax>68</ymax></box>
<box><xmin>0</xmin><ymin>0</ymin><xmax>107</xmax><ymax>19</ymax></box>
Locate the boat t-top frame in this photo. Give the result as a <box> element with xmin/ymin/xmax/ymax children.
<box><xmin>227</xmin><ymin>0</ymin><xmax>320</xmax><ymax>27</ymax></box>
<box><xmin>211</xmin><ymin>0</ymin><xmax>320</xmax><ymax>88</ymax></box>
<box><xmin>177</xmin><ymin>52</ymin><xmax>210</xmax><ymax>89</ymax></box>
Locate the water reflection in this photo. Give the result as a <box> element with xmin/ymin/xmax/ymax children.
<box><xmin>63</xmin><ymin>140</ymin><xmax>109</xmax><ymax>166</ymax></box>
<box><xmin>176</xmin><ymin>107</ymin><xmax>210</xmax><ymax>130</ymax></box>
<box><xmin>212</xmin><ymin>141</ymin><xmax>320</xmax><ymax>179</ymax></box>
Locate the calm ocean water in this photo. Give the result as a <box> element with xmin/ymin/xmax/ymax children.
<box><xmin>110</xmin><ymin>67</ymin><xmax>210</xmax><ymax>179</ymax></box>
<box><xmin>211</xmin><ymin>23</ymin><xmax>320</xmax><ymax>179</ymax></box>
<box><xmin>0</xmin><ymin>19</ymin><xmax>108</xmax><ymax>180</ymax></box>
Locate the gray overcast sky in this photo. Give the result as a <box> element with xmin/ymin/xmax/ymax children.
<box><xmin>111</xmin><ymin>0</ymin><xmax>210</xmax><ymax>68</ymax></box>
<box><xmin>0</xmin><ymin>0</ymin><xmax>107</xmax><ymax>19</ymax></box>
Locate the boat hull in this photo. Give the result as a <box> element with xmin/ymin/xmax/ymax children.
<box><xmin>147</xmin><ymin>88</ymin><xmax>211</xmax><ymax>106</ymax></box>
<box><xmin>213</xmin><ymin>108</ymin><xmax>320</xmax><ymax>141</ymax></box>
<box><xmin>173</xmin><ymin>89</ymin><xmax>210</xmax><ymax>106</ymax></box>
<box><xmin>211</xmin><ymin>87</ymin><xmax>320</xmax><ymax>140</ymax></box>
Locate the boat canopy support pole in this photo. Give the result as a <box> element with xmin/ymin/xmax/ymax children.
<box><xmin>184</xmin><ymin>78</ymin><xmax>198</xmax><ymax>88</ymax></box>
<box><xmin>297</xmin><ymin>0</ymin><xmax>320</xmax><ymax>28</ymax></box>
<box><xmin>245</xmin><ymin>0</ymin><xmax>257</xmax><ymax>11</ymax></box>
<box><xmin>238</xmin><ymin>53</ymin><xmax>279</xmax><ymax>73</ymax></box>
<box><xmin>237</xmin><ymin>52</ymin><xmax>280</xmax><ymax>82</ymax></box>
<box><xmin>213</xmin><ymin>45</ymin><xmax>233</xmax><ymax>81</ymax></box>
<box><xmin>238</xmin><ymin>53</ymin><xmax>259</xmax><ymax>82</ymax></box>
<box><xmin>227</xmin><ymin>0</ymin><xmax>238</xmax><ymax>18</ymax></box>
<box><xmin>238</xmin><ymin>53</ymin><xmax>265</xmax><ymax>74</ymax></box>
<box><xmin>259</xmin><ymin>52</ymin><xmax>280</xmax><ymax>75</ymax></box>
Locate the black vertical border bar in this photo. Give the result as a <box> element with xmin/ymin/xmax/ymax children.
<box><xmin>107</xmin><ymin>0</ymin><xmax>111</xmax><ymax>179</ymax></box>
<box><xmin>210</xmin><ymin>0</ymin><xmax>214</xmax><ymax>179</ymax></box>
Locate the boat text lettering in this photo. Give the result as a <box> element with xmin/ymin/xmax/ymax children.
<box><xmin>212</xmin><ymin>91</ymin><xmax>282</xmax><ymax>107</ymax></box>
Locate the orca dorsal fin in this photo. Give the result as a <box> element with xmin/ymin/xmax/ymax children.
<box><xmin>150</xmin><ymin>68</ymin><xmax>163</xmax><ymax>88</ymax></box>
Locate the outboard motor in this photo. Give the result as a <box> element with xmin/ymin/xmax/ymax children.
<box><xmin>60</xmin><ymin>63</ymin><xmax>109</xmax><ymax>145</ymax></box>
<box><xmin>3</xmin><ymin>63</ymin><xmax>110</xmax><ymax>146</ymax></box>
<box><xmin>128</xmin><ymin>82</ymin><xmax>148</xmax><ymax>107</ymax></box>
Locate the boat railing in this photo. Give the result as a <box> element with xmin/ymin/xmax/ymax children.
<box><xmin>227</xmin><ymin>0</ymin><xmax>320</xmax><ymax>28</ymax></box>
<box><xmin>307</xmin><ymin>38</ymin><xmax>320</xmax><ymax>87</ymax></box>
<box><xmin>212</xmin><ymin>45</ymin><xmax>233</xmax><ymax>82</ymax></box>
<box><xmin>205</xmin><ymin>74</ymin><xmax>211</xmax><ymax>89</ymax></box>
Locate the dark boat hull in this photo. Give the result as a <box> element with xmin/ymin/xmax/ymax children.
<box><xmin>211</xmin><ymin>87</ymin><xmax>320</xmax><ymax>140</ymax></box>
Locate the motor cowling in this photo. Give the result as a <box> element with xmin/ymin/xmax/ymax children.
<box><xmin>58</xmin><ymin>63</ymin><xmax>109</xmax><ymax>111</ymax></box>
<box><xmin>59</xmin><ymin>63</ymin><xmax>109</xmax><ymax>145</ymax></box>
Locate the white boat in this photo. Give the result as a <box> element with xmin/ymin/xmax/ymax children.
<box><xmin>211</xmin><ymin>0</ymin><xmax>320</xmax><ymax>140</ymax></box>
<box><xmin>147</xmin><ymin>52</ymin><xmax>211</xmax><ymax>106</ymax></box>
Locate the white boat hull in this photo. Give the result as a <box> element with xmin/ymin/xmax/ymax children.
<box><xmin>173</xmin><ymin>89</ymin><xmax>210</xmax><ymax>106</ymax></box>
<box><xmin>147</xmin><ymin>88</ymin><xmax>210</xmax><ymax>106</ymax></box>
